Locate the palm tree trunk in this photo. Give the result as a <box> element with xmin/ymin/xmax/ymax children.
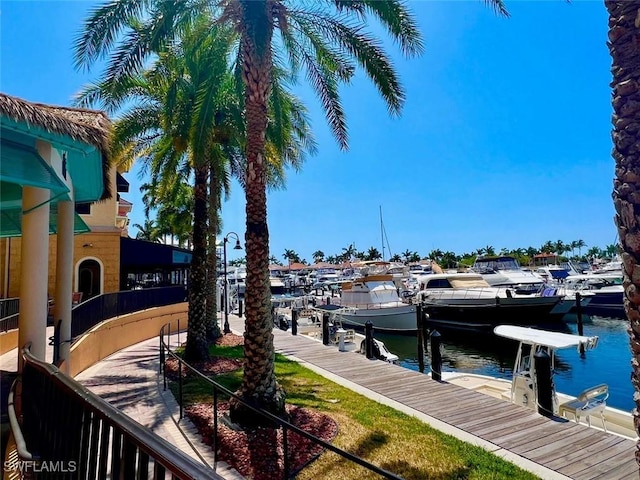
<box><xmin>184</xmin><ymin>165</ymin><xmax>210</xmax><ymax>362</ymax></box>
<box><xmin>206</xmin><ymin>165</ymin><xmax>222</xmax><ymax>340</ymax></box>
<box><xmin>606</xmin><ymin>0</ymin><xmax>640</xmax><ymax>450</ymax></box>
<box><xmin>229</xmin><ymin>3</ymin><xmax>286</xmax><ymax>426</ymax></box>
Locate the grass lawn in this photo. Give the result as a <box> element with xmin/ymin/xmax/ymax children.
<box><xmin>169</xmin><ymin>342</ymin><xmax>540</xmax><ymax>480</ymax></box>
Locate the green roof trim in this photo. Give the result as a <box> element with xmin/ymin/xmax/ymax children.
<box><xmin>0</xmin><ymin>205</ymin><xmax>90</xmax><ymax>238</ymax></box>
<box><xmin>0</xmin><ymin>139</ymin><xmax>69</xmax><ymax>194</ymax></box>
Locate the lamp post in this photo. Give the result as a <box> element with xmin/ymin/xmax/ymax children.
<box><xmin>223</xmin><ymin>232</ymin><xmax>242</xmax><ymax>334</ymax></box>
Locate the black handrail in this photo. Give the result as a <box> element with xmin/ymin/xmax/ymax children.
<box><xmin>8</xmin><ymin>345</ymin><xmax>218</xmax><ymax>480</ymax></box>
<box><xmin>0</xmin><ymin>312</ymin><xmax>18</xmax><ymax>333</ymax></box>
<box><xmin>71</xmin><ymin>286</ymin><xmax>187</xmax><ymax>339</ymax></box>
<box><xmin>0</xmin><ymin>297</ymin><xmax>19</xmax><ymax>319</ymax></box>
<box><xmin>160</xmin><ymin>324</ymin><xmax>403</xmax><ymax>480</ymax></box>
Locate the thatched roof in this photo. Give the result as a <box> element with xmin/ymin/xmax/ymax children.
<box><xmin>0</xmin><ymin>92</ymin><xmax>112</xmax><ymax>200</ymax></box>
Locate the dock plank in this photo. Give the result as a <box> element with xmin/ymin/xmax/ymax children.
<box><xmin>249</xmin><ymin>320</ymin><xmax>639</xmax><ymax>479</ymax></box>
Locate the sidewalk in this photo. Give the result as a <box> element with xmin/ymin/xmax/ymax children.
<box><xmin>0</xmin><ymin>328</ymin><xmax>244</xmax><ymax>480</ymax></box>
<box><xmin>74</xmin><ymin>332</ymin><xmax>244</xmax><ymax>480</ymax></box>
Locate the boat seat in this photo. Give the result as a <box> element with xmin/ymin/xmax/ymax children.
<box><xmin>541</xmin><ymin>287</ymin><xmax>557</xmax><ymax>297</ymax></box>
<box><xmin>558</xmin><ymin>383</ymin><xmax>608</xmax><ymax>431</ymax></box>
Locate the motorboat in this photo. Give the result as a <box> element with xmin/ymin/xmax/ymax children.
<box><xmin>352</xmin><ymin>261</ymin><xmax>409</xmax><ymax>289</ymax></box>
<box><xmin>414</xmin><ymin>273</ymin><xmax>566</xmax><ymax>331</ymax></box>
<box><xmin>269</xmin><ymin>275</ymin><xmax>286</xmax><ymax>295</ymax></box>
<box><xmin>440</xmin><ymin>325</ymin><xmax>635</xmax><ymax>440</ymax></box>
<box><xmin>336</xmin><ymin>274</ymin><xmax>417</xmax><ymax>332</ymax></box>
<box><xmin>563</xmin><ymin>273</ymin><xmax>625</xmax><ymax>318</ymax></box>
<box><xmin>471</xmin><ymin>255</ymin><xmax>545</xmax><ymax>294</ymax></box>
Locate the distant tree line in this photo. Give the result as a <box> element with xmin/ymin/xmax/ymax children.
<box><xmin>222</xmin><ymin>239</ymin><xmax>620</xmax><ymax>269</ymax></box>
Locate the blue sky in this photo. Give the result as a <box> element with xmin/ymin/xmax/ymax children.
<box><xmin>1</xmin><ymin>1</ymin><xmax>616</xmax><ymax>263</ymax></box>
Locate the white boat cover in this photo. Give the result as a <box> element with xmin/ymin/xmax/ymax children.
<box><xmin>494</xmin><ymin>325</ymin><xmax>598</xmax><ymax>350</ymax></box>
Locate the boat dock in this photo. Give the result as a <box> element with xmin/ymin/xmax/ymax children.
<box><xmin>227</xmin><ymin>315</ymin><xmax>638</xmax><ymax>480</ymax></box>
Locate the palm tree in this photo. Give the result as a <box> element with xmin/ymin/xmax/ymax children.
<box><xmin>74</xmin><ymin>0</ymin><xmax>428</xmax><ymax>424</ymax></box>
<box><xmin>341</xmin><ymin>244</ymin><xmax>357</xmax><ymax>263</ymax></box>
<box><xmin>312</xmin><ymin>250</ymin><xmax>325</xmax><ymax>263</ymax></box>
<box><xmin>365</xmin><ymin>247</ymin><xmax>381</xmax><ymax>261</ymax></box>
<box><xmin>282</xmin><ymin>249</ymin><xmax>299</xmax><ymax>266</ymax></box>
<box><xmin>575</xmin><ymin>239</ymin><xmax>587</xmax><ymax>259</ymax></box>
<box><xmin>607</xmin><ymin>1</ymin><xmax>640</xmax><ymax>439</ymax></box>
<box><xmin>132</xmin><ymin>217</ymin><xmax>161</xmax><ymax>242</ymax></box>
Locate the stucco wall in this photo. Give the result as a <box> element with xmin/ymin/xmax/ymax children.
<box><xmin>63</xmin><ymin>302</ymin><xmax>189</xmax><ymax>378</ymax></box>
<box><xmin>0</xmin><ymin>231</ymin><xmax>121</xmax><ymax>299</ymax></box>
<box><xmin>78</xmin><ymin>166</ymin><xmax>118</xmax><ymax>228</ymax></box>
<box><xmin>0</xmin><ymin>329</ymin><xmax>19</xmax><ymax>356</ymax></box>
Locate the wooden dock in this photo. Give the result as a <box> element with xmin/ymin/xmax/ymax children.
<box><xmin>228</xmin><ymin>316</ymin><xmax>639</xmax><ymax>480</ymax></box>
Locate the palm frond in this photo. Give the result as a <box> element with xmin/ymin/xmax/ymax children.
<box><xmin>332</xmin><ymin>0</ymin><xmax>424</xmax><ymax>57</ymax></box>
<box><xmin>73</xmin><ymin>0</ymin><xmax>150</xmax><ymax>71</ymax></box>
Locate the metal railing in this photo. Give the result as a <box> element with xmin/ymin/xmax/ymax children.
<box><xmin>0</xmin><ymin>312</ymin><xmax>18</xmax><ymax>333</ymax></box>
<box><xmin>71</xmin><ymin>286</ymin><xmax>187</xmax><ymax>339</ymax></box>
<box><xmin>0</xmin><ymin>297</ymin><xmax>19</xmax><ymax>319</ymax></box>
<box><xmin>7</xmin><ymin>344</ymin><xmax>217</xmax><ymax>480</ymax></box>
<box><xmin>160</xmin><ymin>323</ymin><xmax>403</xmax><ymax>480</ymax></box>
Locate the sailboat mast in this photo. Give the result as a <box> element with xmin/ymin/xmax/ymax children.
<box><xmin>380</xmin><ymin>205</ymin><xmax>385</xmax><ymax>261</ymax></box>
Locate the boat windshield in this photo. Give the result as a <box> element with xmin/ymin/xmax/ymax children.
<box><xmin>473</xmin><ymin>256</ymin><xmax>521</xmax><ymax>273</ymax></box>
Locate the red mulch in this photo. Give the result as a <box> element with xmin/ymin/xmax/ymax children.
<box><xmin>168</xmin><ymin>333</ymin><xmax>339</xmax><ymax>479</ymax></box>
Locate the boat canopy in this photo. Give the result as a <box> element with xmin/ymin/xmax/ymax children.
<box><xmin>494</xmin><ymin>325</ymin><xmax>598</xmax><ymax>351</ymax></box>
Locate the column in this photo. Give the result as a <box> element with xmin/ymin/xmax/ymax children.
<box><xmin>54</xmin><ymin>199</ymin><xmax>74</xmax><ymax>374</ymax></box>
<box><xmin>18</xmin><ymin>185</ymin><xmax>50</xmax><ymax>370</ymax></box>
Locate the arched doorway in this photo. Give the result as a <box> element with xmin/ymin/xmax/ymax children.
<box><xmin>77</xmin><ymin>259</ymin><xmax>101</xmax><ymax>300</ymax></box>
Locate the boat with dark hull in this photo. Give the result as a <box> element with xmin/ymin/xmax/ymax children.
<box><xmin>415</xmin><ymin>273</ymin><xmax>565</xmax><ymax>331</ymax></box>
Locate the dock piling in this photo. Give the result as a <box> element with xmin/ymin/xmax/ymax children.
<box><xmin>417</xmin><ymin>304</ymin><xmax>425</xmax><ymax>373</ymax></box>
<box><xmin>430</xmin><ymin>330</ymin><xmax>442</xmax><ymax>381</ymax></box>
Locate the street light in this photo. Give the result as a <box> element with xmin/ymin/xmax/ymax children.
<box><xmin>223</xmin><ymin>232</ymin><xmax>242</xmax><ymax>333</ymax></box>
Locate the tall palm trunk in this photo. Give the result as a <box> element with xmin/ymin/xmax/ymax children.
<box><xmin>229</xmin><ymin>1</ymin><xmax>286</xmax><ymax>425</ymax></box>
<box><xmin>606</xmin><ymin>0</ymin><xmax>640</xmax><ymax>450</ymax></box>
<box><xmin>184</xmin><ymin>164</ymin><xmax>210</xmax><ymax>361</ymax></box>
<box><xmin>206</xmin><ymin>165</ymin><xmax>222</xmax><ymax>340</ymax></box>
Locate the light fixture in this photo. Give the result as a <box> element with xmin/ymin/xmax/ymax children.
<box><xmin>223</xmin><ymin>232</ymin><xmax>242</xmax><ymax>333</ymax></box>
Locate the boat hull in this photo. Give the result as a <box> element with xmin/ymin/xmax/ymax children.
<box><xmin>422</xmin><ymin>297</ymin><xmax>563</xmax><ymax>331</ymax></box>
<box><xmin>336</xmin><ymin>305</ymin><xmax>418</xmax><ymax>332</ymax></box>
<box><xmin>583</xmin><ymin>291</ymin><xmax>625</xmax><ymax>318</ymax></box>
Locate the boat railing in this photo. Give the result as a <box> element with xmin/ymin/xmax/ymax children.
<box><xmin>340</xmin><ymin>301</ymin><xmax>406</xmax><ymax>310</ymax></box>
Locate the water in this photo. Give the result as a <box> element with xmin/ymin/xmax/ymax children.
<box><xmin>374</xmin><ymin>315</ymin><xmax>635</xmax><ymax>412</ymax></box>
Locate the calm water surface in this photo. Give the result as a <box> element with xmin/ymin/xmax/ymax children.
<box><xmin>374</xmin><ymin>315</ymin><xmax>634</xmax><ymax>412</ymax></box>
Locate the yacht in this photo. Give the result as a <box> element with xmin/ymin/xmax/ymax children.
<box><xmin>415</xmin><ymin>273</ymin><xmax>566</xmax><ymax>331</ymax></box>
<box><xmin>563</xmin><ymin>273</ymin><xmax>624</xmax><ymax>318</ymax></box>
<box><xmin>335</xmin><ymin>274</ymin><xmax>417</xmax><ymax>332</ymax></box>
<box><xmin>471</xmin><ymin>256</ymin><xmax>544</xmax><ymax>294</ymax></box>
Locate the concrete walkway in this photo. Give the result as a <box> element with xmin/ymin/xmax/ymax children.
<box><xmin>0</xmin><ymin>328</ymin><xmax>243</xmax><ymax>480</ymax></box>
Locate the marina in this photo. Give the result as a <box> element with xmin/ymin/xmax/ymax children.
<box><xmin>374</xmin><ymin>315</ymin><xmax>634</xmax><ymax>413</ymax></box>
<box><xmin>227</xmin><ymin>313</ymin><xmax>638</xmax><ymax>479</ymax></box>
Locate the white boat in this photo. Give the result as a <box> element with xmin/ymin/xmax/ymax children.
<box><xmin>337</xmin><ymin>274</ymin><xmax>417</xmax><ymax>332</ymax></box>
<box><xmin>414</xmin><ymin>273</ymin><xmax>566</xmax><ymax>330</ymax></box>
<box><xmin>563</xmin><ymin>273</ymin><xmax>625</xmax><ymax>318</ymax></box>
<box><xmin>471</xmin><ymin>256</ymin><xmax>545</xmax><ymax>294</ymax></box>
<box><xmin>441</xmin><ymin>325</ymin><xmax>636</xmax><ymax>440</ymax></box>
